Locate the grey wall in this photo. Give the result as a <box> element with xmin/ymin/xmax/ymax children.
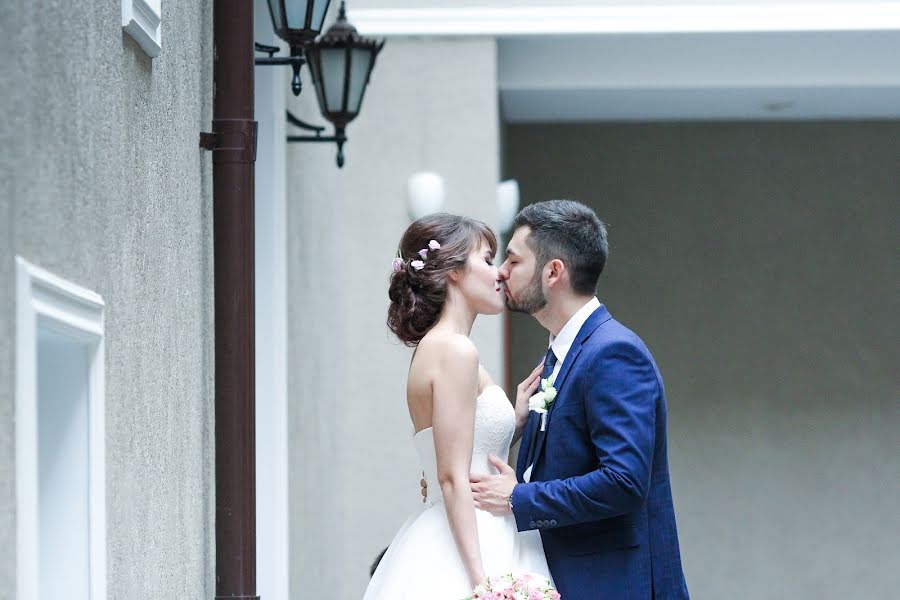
<box><xmin>0</xmin><ymin>83</ymin><xmax>13</xmax><ymax>596</ymax></box>
<box><xmin>286</xmin><ymin>36</ymin><xmax>502</xmax><ymax>600</ymax></box>
<box><xmin>0</xmin><ymin>1</ymin><xmax>214</xmax><ymax>598</ymax></box>
<box><xmin>504</xmin><ymin>121</ymin><xmax>900</xmax><ymax>598</ymax></box>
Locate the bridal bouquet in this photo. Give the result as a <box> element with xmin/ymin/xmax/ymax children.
<box><xmin>463</xmin><ymin>572</ymin><xmax>560</xmax><ymax>600</ymax></box>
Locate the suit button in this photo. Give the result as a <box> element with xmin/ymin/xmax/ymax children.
<box><xmin>550</xmin><ymin>519</ymin><xmax>557</xmax><ymax>526</ymax></box>
<box><xmin>529</xmin><ymin>521</ymin><xmax>536</xmax><ymax>528</ymax></box>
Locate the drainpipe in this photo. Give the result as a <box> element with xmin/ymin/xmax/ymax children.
<box><xmin>200</xmin><ymin>1</ymin><xmax>258</xmax><ymax>598</ymax></box>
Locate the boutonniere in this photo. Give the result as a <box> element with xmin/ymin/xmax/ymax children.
<box><xmin>529</xmin><ymin>375</ymin><xmax>559</xmax><ymax>431</ymax></box>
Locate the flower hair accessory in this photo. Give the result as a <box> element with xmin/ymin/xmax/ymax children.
<box><xmin>416</xmin><ymin>240</ymin><xmax>441</xmax><ymax>261</ymax></box>
<box><xmin>391</xmin><ymin>240</ymin><xmax>441</xmax><ymax>272</ymax></box>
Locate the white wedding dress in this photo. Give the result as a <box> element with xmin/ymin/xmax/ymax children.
<box><xmin>363</xmin><ymin>385</ymin><xmax>553</xmax><ymax>599</ymax></box>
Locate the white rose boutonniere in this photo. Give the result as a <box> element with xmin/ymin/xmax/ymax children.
<box><xmin>529</xmin><ymin>375</ymin><xmax>559</xmax><ymax>431</ymax></box>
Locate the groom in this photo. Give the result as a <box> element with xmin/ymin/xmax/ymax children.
<box><xmin>471</xmin><ymin>200</ymin><xmax>689</xmax><ymax>600</ymax></box>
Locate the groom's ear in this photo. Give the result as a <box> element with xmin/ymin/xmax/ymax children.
<box><xmin>546</xmin><ymin>258</ymin><xmax>567</xmax><ymax>288</ymax></box>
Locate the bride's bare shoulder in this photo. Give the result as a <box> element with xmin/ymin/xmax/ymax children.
<box><xmin>407</xmin><ymin>333</ymin><xmax>477</xmax><ymax>415</ymax></box>
<box><xmin>416</xmin><ymin>331</ymin><xmax>479</xmax><ymax>366</ymax></box>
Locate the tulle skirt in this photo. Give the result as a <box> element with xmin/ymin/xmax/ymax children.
<box><xmin>363</xmin><ymin>502</ymin><xmax>553</xmax><ymax>599</ymax></box>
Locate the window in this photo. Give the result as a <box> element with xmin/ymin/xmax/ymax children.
<box><xmin>16</xmin><ymin>258</ymin><xmax>106</xmax><ymax>600</ymax></box>
<box><xmin>122</xmin><ymin>0</ymin><xmax>162</xmax><ymax>58</ymax></box>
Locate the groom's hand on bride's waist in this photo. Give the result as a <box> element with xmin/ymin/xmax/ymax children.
<box><xmin>470</xmin><ymin>454</ymin><xmax>517</xmax><ymax>516</ymax></box>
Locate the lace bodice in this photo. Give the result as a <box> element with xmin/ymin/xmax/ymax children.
<box><xmin>413</xmin><ymin>385</ymin><xmax>515</xmax><ymax>506</ymax></box>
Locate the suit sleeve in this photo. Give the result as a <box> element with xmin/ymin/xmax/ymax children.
<box><xmin>510</xmin><ymin>341</ymin><xmax>657</xmax><ymax>531</ymax></box>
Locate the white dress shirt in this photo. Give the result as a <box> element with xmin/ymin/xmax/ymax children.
<box><xmin>524</xmin><ymin>296</ymin><xmax>601</xmax><ymax>482</ymax></box>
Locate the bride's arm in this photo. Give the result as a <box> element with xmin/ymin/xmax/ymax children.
<box><xmin>432</xmin><ymin>335</ymin><xmax>485</xmax><ymax>588</ymax></box>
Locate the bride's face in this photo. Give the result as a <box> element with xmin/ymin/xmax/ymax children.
<box><xmin>453</xmin><ymin>238</ymin><xmax>503</xmax><ymax>315</ymax></box>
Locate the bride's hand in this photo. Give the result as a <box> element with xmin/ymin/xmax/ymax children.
<box><xmin>514</xmin><ymin>362</ymin><xmax>544</xmax><ymax>429</ymax></box>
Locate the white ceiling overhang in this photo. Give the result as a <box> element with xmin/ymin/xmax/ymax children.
<box><xmin>353</xmin><ymin>2</ymin><xmax>900</xmax><ymax>121</ymax></box>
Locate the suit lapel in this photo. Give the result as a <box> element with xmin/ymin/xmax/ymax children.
<box><xmin>529</xmin><ymin>304</ymin><xmax>612</xmax><ymax>473</ymax></box>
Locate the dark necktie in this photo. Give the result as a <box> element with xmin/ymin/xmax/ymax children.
<box><xmin>526</xmin><ymin>347</ymin><xmax>559</xmax><ymax>468</ymax></box>
<box><xmin>540</xmin><ymin>346</ymin><xmax>559</xmax><ymax>384</ymax></box>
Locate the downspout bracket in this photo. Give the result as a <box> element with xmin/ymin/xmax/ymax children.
<box><xmin>200</xmin><ymin>119</ymin><xmax>259</xmax><ymax>164</ymax></box>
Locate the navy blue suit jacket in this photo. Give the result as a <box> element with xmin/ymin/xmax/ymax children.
<box><xmin>512</xmin><ymin>305</ymin><xmax>689</xmax><ymax>600</ymax></box>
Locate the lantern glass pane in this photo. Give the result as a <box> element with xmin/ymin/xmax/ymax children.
<box><xmin>310</xmin><ymin>0</ymin><xmax>330</xmax><ymax>33</ymax></box>
<box><xmin>268</xmin><ymin>0</ymin><xmax>284</xmax><ymax>30</ymax></box>
<box><xmin>319</xmin><ymin>48</ymin><xmax>348</xmax><ymax>112</ymax></box>
<box><xmin>285</xmin><ymin>0</ymin><xmax>311</xmax><ymax>29</ymax></box>
<box><xmin>347</xmin><ymin>48</ymin><xmax>373</xmax><ymax>115</ymax></box>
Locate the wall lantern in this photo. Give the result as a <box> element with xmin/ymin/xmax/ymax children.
<box><xmin>256</xmin><ymin>1</ymin><xmax>384</xmax><ymax>168</ymax></box>
<box><xmin>259</xmin><ymin>0</ymin><xmax>331</xmax><ymax>96</ymax></box>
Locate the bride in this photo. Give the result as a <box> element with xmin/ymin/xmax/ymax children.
<box><xmin>363</xmin><ymin>213</ymin><xmax>554</xmax><ymax>599</ymax></box>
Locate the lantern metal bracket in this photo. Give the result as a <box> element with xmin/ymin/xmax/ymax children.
<box><xmin>254</xmin><ymin>42</ymin><xmax>306</xmax><ymax>96</ymax></box>
<box><xmin>285</xmin><ymin>110</ymin><xmax>348</xmax><ymax>168</ymax></box>
<box><xmin>286</xmin><ymin>110</ymin><xmax>326</xmax><ymax>135</ymax></box>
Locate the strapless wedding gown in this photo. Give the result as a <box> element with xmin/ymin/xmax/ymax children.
<box><xmin>363</xmin><ymin>385</ymin><xmax>552</xmax><ymax>599</ymax></box>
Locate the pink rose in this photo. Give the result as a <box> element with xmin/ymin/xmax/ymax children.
<box><xmin>418</xmin><ymin>248</ymin><xmax>429</xmax><ymax>259</ymax></box>
<box><xmin>410</xmin><ymin>260</ymin><xmax>425</xmax><ymax>271</ymax></box>
<box><xmin>549</xmin><ymin>591</ymin><xmax>561</xmax><ymax>600</ymax></box>
<box><xmin>391</xmin><ymin>258</ymin><xmax>404</xmax><ymax>273</ymax></box>
<box><xmin>429</xmin><ymin>240</ymin><xmax>441</xmax><ymax>250</ymax></box>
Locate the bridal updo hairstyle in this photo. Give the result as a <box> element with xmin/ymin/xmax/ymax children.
<box><xmin>388</xmin><ymin>213</ymin><xmax>497</xmax><ymax>347</ymax></box>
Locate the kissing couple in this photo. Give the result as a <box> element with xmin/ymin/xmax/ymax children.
<box><xmin>364</xmin><ymin>200</ymin><xmax>689</xmax><ymax>600</ymax></box>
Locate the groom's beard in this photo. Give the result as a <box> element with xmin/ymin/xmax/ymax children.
<box><xmin>504</xmin><ymin>272</ymin><xmax>547</xmax><ymax>314</ymax></box>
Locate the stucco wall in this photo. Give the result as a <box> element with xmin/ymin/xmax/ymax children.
<box><xmin>0</xmin><ymin>142</ymin><xmax>13</xmax><ymax>597</ymax></box>
<box><xmin>286</xmin><ymin>36</ymin><xmax>502</xmax><ymax>599</ymax></box>
<box><xmin>504</xmin><ymin>121</ymin><xmax>900</xmax><ymax>599</ymax></box>
<box><xmin>0</xmin><ymin>0</ymin><xmax>214</xmax><ymax>597</ymax></box>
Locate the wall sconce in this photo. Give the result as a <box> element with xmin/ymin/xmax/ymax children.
<box><xmin>256</xmin><ymin>1</ymin><xmax>384</xmax><ymax>168</ymax></box>
<box><xmin>496</xmin><ymin>179</ymin><xmax>520</xmax><ymax>234</ymax></box>
<box><xmin>258</xmin><ymin>0</ymin><xmax>331</xmax><ymax>96</ymax></box>
<box><xmin>407</xmin><ymin>172</ymin><xmax>445</xmax><ymax>221</ymax></box>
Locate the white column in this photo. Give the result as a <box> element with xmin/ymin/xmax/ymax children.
<box><xmin>286</xmin><ymin>36</ymin><xmax>502</xmax><ymax>599</ymax></box>
<box><xmin>254</xmin><ymin>1</ymin><xmax>289</xmax><ymax>598</ymax></box>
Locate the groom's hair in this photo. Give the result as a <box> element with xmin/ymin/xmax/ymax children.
<box><xmin>514</xmin><ymin>200</ymin><xmax>608</xmax><ymax>296</ymax></box>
